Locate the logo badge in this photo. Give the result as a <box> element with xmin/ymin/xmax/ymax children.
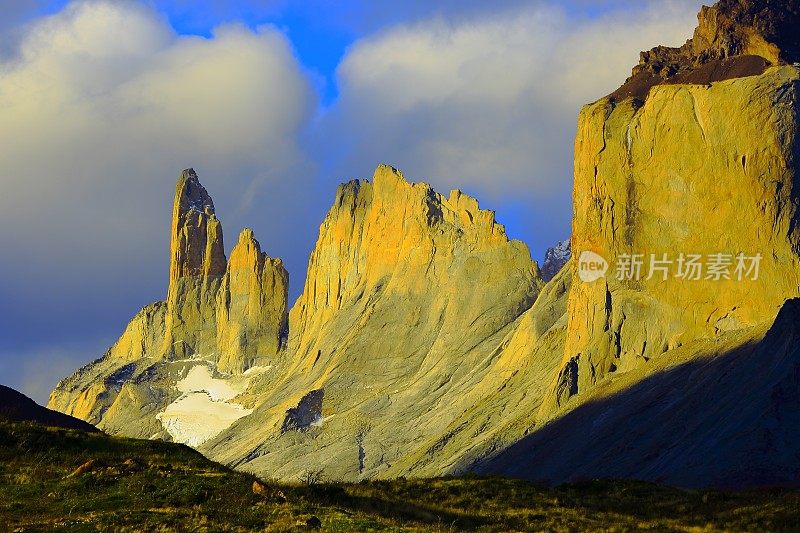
<box><xmin>578</xmin><ymin>251</ymin><xmax>608</xmax><ymax>283</ymax></box>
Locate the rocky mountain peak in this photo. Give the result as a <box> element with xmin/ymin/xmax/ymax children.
<box><xmin>217</xmin><ymin>226</ymin><xmax>289</xmax><ymax>374</ymax></box>
<box><xmin>163</xmin><ymin>172</ymin><xmax>289</xmax><ymax>369</ymax></box>
<box><xmin>291</xmin><ymin>164</ymin><xmax>536</xmax><ymax>342</ymax></box>
<box><xmin>691</xmin><ymin>0</ymin><xmax>800</xmax><ymax>64</ymax></box>
<box><xmin>541</xmin><ymin>239</ymin><xmax>571</xmax><ymax>282</ymax></box>
<box><xmin>613</xmin><ymin>0</ymin><xmax>800</xmax><ymax>100</ymax></box>
<box><xmin>273</xmin><ymin>169</ymin><xmax>542</xmax><ymax>444</ymax></box>
<box><xmin>175</xmin><ymin>168</ymin><xmax>216</xmax><ymax>215</ymax></box>
<box><xmin>236</xmin><ymin>227</ymin><xmax>257</xmax><ymax>244</ymax></box>
<box><xmin>164</xmin><ymin>170</ymin><xmax>228</xmax><ymax>359</ymax></box>
<box><xmin>170</xmin><ymin>169</ymin><xmax>226</xmax><ymax>281</ymax></box>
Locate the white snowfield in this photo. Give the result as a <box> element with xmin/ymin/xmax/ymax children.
<box><xmin>156</xmin><ymin>365</ymin><xmax>263</xmax><ymax>447</ymax></box>
<box><xmin>177</xmin><ymin>364</ymin><xmax>244</xmax><ymax>401</ymax></box>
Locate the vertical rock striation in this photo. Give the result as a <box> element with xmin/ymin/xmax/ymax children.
<box><xmin>199</xmin><ymin>164</ymin><xmax>545</xmax><ymax>480</ymax></box>
<box><xmin>164</xmin><ymin>169</ymin><xmax>227</xmax><ymax>359</ymax></box>
<box><xmin>217</xmin><ymin>228</ymin><xmax>289</xmax><ymax>374</ymax></box>
<box><xmin>289</xmin><ymin>164</ymin><xmax>539</xmax><ymax>372</ymax></box>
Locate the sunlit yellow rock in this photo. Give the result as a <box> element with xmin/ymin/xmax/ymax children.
<box><xmin>200</xmin><ymin>164</ymin><xmax>544</xmax><ymax>480</ymax></box>
<box><xmin>163</xmin><ymin>168</ymin><xmax>227</xmax><ymax>359</ymax></box>
<box><xmin>48</xmin><ymin>301</ymin><xmax>166</xmax><ymax>423</ymax></box>
<box><xmin>544</xmin><ymin>65</ymin><xmax>800</xmax><ymax>413</ymax></box>
<box><xmin>217</xmin><ymin>228</ymin><xmax>288</xmax><ymax>374</ymax></box>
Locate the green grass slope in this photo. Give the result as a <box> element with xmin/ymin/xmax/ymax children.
<box><xmin>1</xmin><ymin>421</ymin><xmax>799</xmax><ymax>532</ymax></box>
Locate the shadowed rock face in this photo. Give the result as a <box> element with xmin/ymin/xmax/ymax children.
<box><xmin>281</xmin><ymin>389</ymin><xmax>324</xmax><ymax>433</ymax></box>
<box><xmin>475</xmin><ymin>298</ymin><xmax>800</xmax><ymax>489</ymax></box>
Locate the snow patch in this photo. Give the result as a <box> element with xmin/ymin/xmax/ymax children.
<box><xmin>548</xmin><ymin>239</ymin><xmax>571</xmax><ymax>262</ymax></box>
<box><xmin>156</xmin><ymin>365</ymin><xmax>254</xmax><ymax>447</ymax></box>
<box><xmin>310</xmin><ymin>414</ymin><xmax>331</xmax><ymax>428</ymax></box>
<box><xmin>541</xmin><ymin>238</ymin><xmax>572</xmax><ymax>281</ymax></box>
<box><xmin>157</xmin><ymin>392</ymin><xmax>252</xmax><ymax>447</ymax></box>
<box><xmin>177</xmin><ymin>365</ymin><xmax>246</xmax><ymax>401</ymax></box>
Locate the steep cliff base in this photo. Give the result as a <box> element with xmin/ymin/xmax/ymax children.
<box><xmin>476</xmin><ymin>298</ymin><xmax>800</xmax><ymax>489</ymax></box>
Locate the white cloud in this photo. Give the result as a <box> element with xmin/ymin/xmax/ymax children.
<box><xmin>0</xmin><ymin>1</ymin><xmax>315</xmax><ymax>221</ymax></box>
<box><xmin>0</xmin><ymin>5</ymin><xmax>316</xmax><ymax>246</ymax></box>
<box><xmin>327</xmin><ymin>0</ymin><xmax>702</xmax><ymax>201</ymax></box>
<box><xmin>0</xmin><ymin>0</ymin><xmax>320</xmax><ymax>399</ymax></box>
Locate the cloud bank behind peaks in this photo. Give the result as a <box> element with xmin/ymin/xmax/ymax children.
<box><xmin>0</xmin><ymin>0</ymin><xmax>317</xmax><ymax>398</ymax></box>
<box><xmin>329</xmin><ymin>1</ymin><xmax>701</xmax><ymax>201</ymax></box>
<box><xmin>0</xmin><ymin>0</ymin><xmax>316</xmax><ymax>283</ymax></box>
<box><xmin>0</xmin><ymin>0</ymin><xmax>704</xmax><ymax>403</ymax></box>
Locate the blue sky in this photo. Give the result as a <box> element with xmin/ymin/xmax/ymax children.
<box><xmin>0</xmin><ymin>0</ymin><xmax>704</xmax><ymax>402</ymax></box>
<box><xmin>152</xmin><ymin>1</ymin><xmax>353</xmax><ymax>103</ymax></box>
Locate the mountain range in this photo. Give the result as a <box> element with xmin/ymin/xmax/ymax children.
<box><xmin>48</xmin><ymin>0</ymin><xmax>800</xmax><ymax>489</ymax></box>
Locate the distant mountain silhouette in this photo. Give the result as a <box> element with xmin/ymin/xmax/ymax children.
<box><xmin>0</xmin><ymin>384</ymin><xmax>98</xmax><ymax>432</ymax></box>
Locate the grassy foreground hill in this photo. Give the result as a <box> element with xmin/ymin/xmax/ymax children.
<box><xmin>1</xmin><ymin>421</ymin><xmax>799</xmax><ymax>532</ymax></box>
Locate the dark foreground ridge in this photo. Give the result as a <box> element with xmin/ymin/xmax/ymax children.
<box><xmin>1</xmin><ymin>420</ymin><xmax>799</xmax><ymax>531</ymax></box>
<box><xmin>0</xmin><ymin>385</ymin><xmax>98</xmax><ymax>433</ymax></box>
<box><xmin>612</xmin><ymin>0</ymin><xmax>800</xmax><ymax>100</ymax></box>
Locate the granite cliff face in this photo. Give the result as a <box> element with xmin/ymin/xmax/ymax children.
<box><xmin>217</xmin><ymin>228</ymin><xmax>289</xmax><ymax>374</ymax></box>
<box><xmin>201</xmin><ymin>165</ymin><xmax>547</xmax><ymax>480</ymax></box>
<box><xmin>511</xmin><ymin>0</ymin><xmax>800</xmax><ymax>487</ymax></box>
<box><xmin>544</xmin><ymin>17</ymin><xmax>800</xmax><ymax>416</ymax></box>
<box><xmin>163</xmin><ymin>170</ymin><xmax>227</xmax><ymax>360</ymax></box>
<box><xmin>288</xmin><ymin>165</ymin><xmax>538</xmax><ymax>380</ymax></box>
